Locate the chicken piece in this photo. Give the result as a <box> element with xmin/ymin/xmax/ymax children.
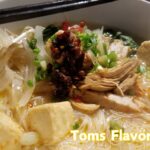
<box><xmin>77</xmin><ymin>90</ymin><xmax>140</xmax><ymax>113</ymax></box>
<box><xmin>134</xmin><ymin>78</ymin><xmax>145</xmax><ymax>97</ymax></box>
<box><xmin>137</xmin><ymin>41</ymin><xmax>150</xmax><ymax>66</ymax></box>
<box><xmin>98</xmin><ymin>59</ymin><xmax>139</xmax><ymax>81</ymax></box>
<box><xmin>71</xmin><ymin>100</ymin><xmax>100</xmax><ymax>114</ymax></box>
<box><xmin>0</xmin><ymin>28</ymin><xmax>12</xmax><ymax>48</ymax></box>
<box><xmin>134</xmin><ymin>99</ymin><xmax>150</xmax><ymax>113</ymax></box>
<box><xmin>80</xmin><ymin>79</ymin><xmax>117</xmax><ymax>92</ymax></box>
<box><xmin>26</xmin><ymin>102</ymin><xmax>74</xmax><ymax>145</ymax></box>
<box><xmin>109</xmin><ymin>39</ymin><xmax>130</xmax><ymax>59</ymax></box>
<box><xmin>0</xmin><ymin>112</ymin><xmax>23</xmax><ymax>150</ymax></box>
<box><xmin>114</xmin><ymin>74</ymin><xmax>138</xmax><ymax>95</ymax></box>
<box><xmin>79</xmin><ymin>73</ymin><xmax>118</xmax><ymax>92</ymax></box>
<box><xmin>79</xmin><ymin>59</ymin><xmax>138</xmax><ymax>94</ymax></box>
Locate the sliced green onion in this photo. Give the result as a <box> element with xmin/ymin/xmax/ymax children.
<box><xmin>137</xmin><ymin>65</ymin><xmax>146</xmax><ymax>74</ymax></box>
<box><xmin>28</xmin><ymin>36</ymin><xmax>48</xmax><ymax>82</ymax></box>
<box><xmin>90</xmin><ymin>63</ymin><xmax>102</xmax><ymax>72</ymax></box>
<box><xmin>35</xmin><ymin>67</ymin><xmax>47</xmax><ymax>81</ymax></box>
<box><xmin>109</xmin><ymin>120</ymin><xmax>124</xmax><ymax>131</ymax></box>
<box><xmin>40</xmin><ymin>60</ymin><xmax>47</xmax><ymax>71</ymax></box>
<box><xmin>50</xmin><ymin>34</ymin><xmax>57</xmax><ymax>41</ymax></box>
<box><xmin>78</xmin><ymin>32</ymin><xmax>99</xmax><ymax>56</ymax></box>
<box><xmin>109</xmin><ymin>61</ymin><xmax>117</xmax><ymax>68</ymax></box>
<box><xmin>27</xmin><ymin>80</ymin><xmax>34</xmax><ymax>87</ymax></box>
<box><xmin>108</xmin><ymin>51</ymin><xmax>117</xmax><ymax>62</ymax></box>
<box><xmin>27</xmin><ymin>38</ymin><xmax>37</xmax><ymax>49</ymax></box>
<box><xmin>33</xmin><ymin>48</ymin><xmax>40</xmax><ymax>54</ymax></box>
<box><xmin>33</xmin><ymin>59</ymin><xmax>41</xmax><ymax>66</ymax></box>
<box><xmin>97</xmin><ymin>51</ymin><xmax>117</xmax><ymax>69</ymax></box>
<box><xmin>98</xmin><ymin>55</ymin><xmax>109</xmax><ymax>68</ymax></box>
<box><xmin>72</xmin><ymin>122</ymin><xmax>80</xmax><ymax>130</ymax></box>
<box><xmin>103</xmin><ymin>43</ymin><xmax>108</xmax><ymax>55</ymax></box>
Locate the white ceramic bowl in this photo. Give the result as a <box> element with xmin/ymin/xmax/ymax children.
<box><xmin>0</xmin><ymin>0</ymin><xmax>150</xmax><ymax>40</ymax></box>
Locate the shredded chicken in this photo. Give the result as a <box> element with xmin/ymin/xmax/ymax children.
<box><xmin>98</xmin><ymin>59</ymin><xmax>139</xmax><ymax>81</ymax></box>
<box><xmin>71</xmin><ymin>101</ymin><xmax>100</xmax><ymax>114</ymax></box>
<box><xmin>134</xmin><ymin>99</ymin><xmax>150</xmax><ymax>113</ymax></box>
<box><xmin>79</xmin><ymin>73</ymin><xmax>118</xmax><ymax>92</ymax></box>
<box><xmin>114</xmin><ymin>74</ymin><xmax>138</xmax><ymax>95</ymax></box>
<box><xmin>99</xmin><ymin>59</ymin><xmax>139</xmax><ymax>81</ymax></box>
<box><xmin>134</xmin><ymin>78</ymin><xmax>145</xmax><ymax>97</ymax></box>
<box><xmin>79</xmin><ymin>59</ymin><xmax>139</xmax><ymax>96</ymax></box>
<box><xmin>76</xmin><ymin>58</ymin><xmax>147</xmax><ymax>113</ymax></box>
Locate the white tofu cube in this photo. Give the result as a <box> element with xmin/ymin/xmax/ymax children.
<box><xmin>0</xmin><ymin>112</ymin><xmax>23</xmax><ymax>150</ymax></box>
<box><xmin>26</xmin><ymin>102</ymin><xmax>74</xmax><ymax>145</ymax></box>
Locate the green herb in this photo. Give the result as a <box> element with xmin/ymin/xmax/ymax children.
<box><xmin>50</xmin><ymin>34</ymin><xmax>57</xmax><ymax>41</ymax></box>
<box><xmin>98</xmin><ymin>52</ymin><xmax>117</xmax><ymax>68</ymax></box>
<box><xmin>33</xmin><ymin>59</ymin><xmax>41</xmax><ymax>66</ymax></box>
<box><xmin>137</xmin><ymin>65</ymin><xmax>146</xmax><ymax>74</ymax></box>
<box><xmin>103</xmin><ymin>43</ymin><xmax>108</xmax><ymax>55</ymax></box>
<box><xmin>109</xmin><ymin>121</ymin><xmax>124</xmax><ymax>132</ymax></box>
<box><xmin>27</xmin><ymin>37</ymin><xmax>48</xmax><ymax>82</ymax></box>
<box><xmin>27</xmin><ymin>80</ymin><xmax>33</xmax><ymax>87</ymax></box>
<box><xmin>104</xmin><ymin>29</ymin><xmax>138</xmax><ymax>49</ymax></box>
<box><xmin>72</xmin><ymin>122</ymin><xmax>80</xmax><ymax>130</ymax></box>
<box><xmin>98</xmin><ymin>55</ymin><xmax>109</xmax><ymax>68</ymax></box>
<box><xmin>35</xmin><ymin>67</ymin><xmax>47</xmax><ymax>81</ymax></box>
<box><xmin>40</xmin><ymin>60</ymin><xmax>47</xmax><ymax>71</ymax></box>
<box><xmin>109</xmin><ymin>61</ymin><xmax>117</xmax><ymax>68</ymax></box>
<box><xmin>90</xmin><ymin>63</ymin><xmax>101</xmax><ymax>72</ymax></box>
<box><xmin>119</xmin><ymin>34</ymin><xmax>138</xmax><ymax>49</ymax></box>
<box><xmin>108</xmin><ymin>51</ymin><xmax>117</xmax><ymax>62</ymax></box>
<box><xmin>43</xmin><ymin>25</ymin><xmax>59</xmax><ymax>42</ymax></box>
<box><xmin>78</xmin><ymin>32</ymin><xmax>99</xmax><ymax>56</ymax></box>
<box><xmin>33</xmin><ymin>48</ymin><xmax>40</xmax><ymax>55</ymax></box>
<box><xmin>27</xmin><ymin>38</ymin><xmax>37</xmax><ymax>49</ymax></box>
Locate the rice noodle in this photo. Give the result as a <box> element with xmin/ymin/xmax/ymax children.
<box><xmin>0</xmin><ymin>28</ymin><xmax>13</xmax><ymax>48</ymax></box>
<box><xmin>50</xmin><ymin>107</ymin><xmax>150</xmax><ymax>150</ymax></box>
<box><xmin>13</xmin><ymin>27</ymin><xmax>34</xmax><ymax>43</ymax></box>
<box><xmin>0</xmin><ymin>28</ymin><xmax>35</xmax><ymax>108</ymax></box>
<box><xmin>18</xmin><ymin>40</ymin><xmax>35</xmax><ymax>107</ymax></box>
<box><xmin>35</xmin><ymin>26</ymin><xmax>50</xmax><ymax>61</ymax></box>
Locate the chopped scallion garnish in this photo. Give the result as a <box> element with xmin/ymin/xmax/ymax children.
<box><xmin>72</xmin><ymin>122</ymin><xmax>80</xmax><ymax>130</ymax></box>
<box><xmin>109</xmin><ymin>120</ymin><xmax>124</xmax><ymax>132</ymax></box>
<box><xmin>137</xmin><ymin>65</ymin><xmax>146</xmax><ymax>74</ymax></box>
<box><xmin>27</xmin><ymin>80</ymin><xmax>34</xmax><ymax>87</ymax></box>
<box><xmin>27</xmin><ymin>37</ymin><xmax>48</xmax><ymax>82</ymax></box>
<box><xmin>27</xmin><ymin>38</ymin><xmax>37</xmax><ymax>49</ymax></box>
<box><xmin>78</xmin><ymin>32</ymin><xmax>99</xmax><ymax>56</ymax></box>
<box><xmin>98</xmin><ymin>52</ymin><xmax>117</xmax><ymax>68</ymax></box>
<box><xmin>33</xmin><ymin>48</ymin><xmax>40</xmax><ymax>54</ymax></box>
